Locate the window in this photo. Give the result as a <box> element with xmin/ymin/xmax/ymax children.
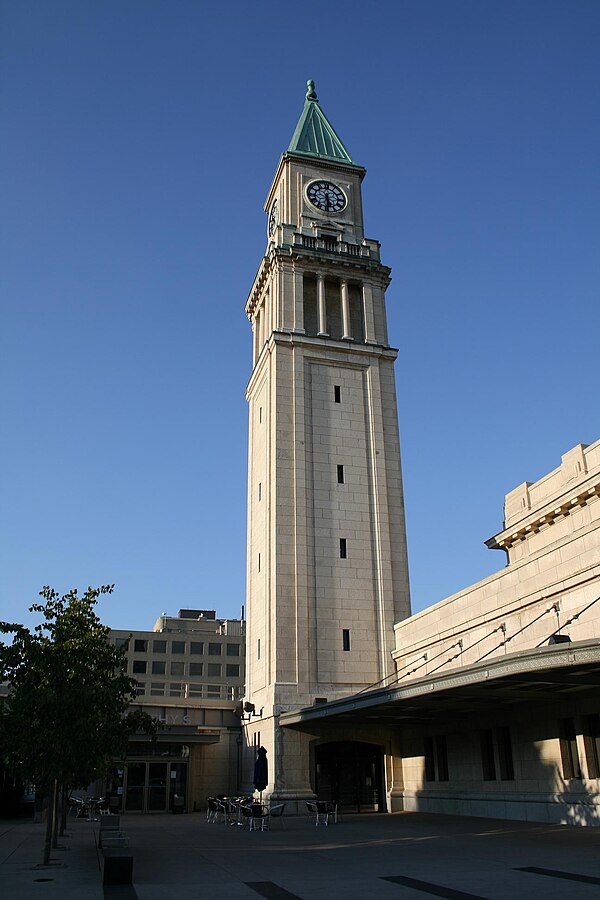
<box><xmin>337</xmin><ymin>464</ymin><xmax>344</xmax><ymax>484</ymax></box>
<box><xmin>152</xmin><ymin>661</ymin><xmax>166</xmax><ymax>675</ymax></box>
<box><xmin>257</xmin><ymin>638</ymin><xmax>261</xmax><ymax>660</ymax></box>
<box><xmin>189</xmin><ymin>663</ymin><xmax>203</xmax><ymax>677</ymax></box>
<box><xmin>342</xmin><ymin>629</ymin><xmax>350</xmax><ymax>652</ymax></box>
<box><xmin>172</xmin><ymin>641</ymin><xmax>185</xmax><ymax>654</ymax></box>
<box><xmin>170</xmin><ymin>662</ymin><xmax>184</xmax><ymax>676</ymax></box>
<box><xmin>258</xmin><ymin>553</ymin><xmax>261</xmax><ymax>572</ymax></box>
<box><xmin>497</xmin><ymin>726</ymin><xmax>515</xmax><ymax>781</ymax></box>
<box><xmin>134</xmin><ymin>639</ymin><xmax>148</xmax><ymax>653</ymax></box>
<box><xmin>150</xmin><ymin>682</ymin><xmax>165</xmax><ymax>696</ymax></box>
<box><xmin>188</xmin><ymin>683</ymin><xmax>203</xmax><ymax>697</ymax></box>
<box><xmin>259</xmin><ymin>406</ymin><xmax>262</xmax><ymax>423</ymax></box>
<box><xmin>334</xmin><ymin>385</ymin><xmax>341</xmax><ymax>403</ymax></box>
<box><xmin>115</xmin><ymin>637</ymin><xmax>128</xmax><ymax>649</ymax></box>
<box><xmin>583</xmin><ymin>714</ymin><xmax>600</xmax><ymax>779</ymax></box>
<box><xmin>208</xmin><ymin>643</ymin><xmax>222</xmax><ymax>656</ymax></box>
<box><xmin>132</xmin><ymin>660</ymin><xmax>147</xmax><ymax>674</ymax></box>
<box><xmin>135</xmin><ymin>685</ymin><xmax>145</xmax><ymax>696</ymax></box>
<box><xmin>258</xmin><ymin>482</ymin><xmax>262</xmax><ymax>501</ymax></box>
<box><xmin>560</xmin><ymin>717</ymin><xmax>582</xmax><ymax>779</ymax></box>
<box><xmin>226</xmin><ymin>664</ymin><xmax>240</xmax><ymax>678</ymax></box>
<box><xmin>190</xmin><ymin>641</ymin><xmax>203</xmax><ymax>655</ymax></box>
<box><xmin>481</xmin><ymin>729</ymin><xmax>496</xmax><ymax>781</ymax></box>
<box><xmin>339</xmin><ymin>538</ymin><xmax>347</xmax><ymax>559</ymax></box>
<box><xmin>169</xmin><ymin>683</ymin><xmax>182</xmax><ymax>697</ymax></box>
<box><xmin>153</xmin><ymin>640</ymin><xmax>167</xmax><ymax>653</ymax></box>
<box><xmin>436</xmin><ymin>736</ymin><xmax>449</xmax><ymax>782</ymax></box>
<box><xmin>424</xmin><ymin>737</ymin><xmax>436</xmax><ymax>782</ymax></box>
<box><xmin>227</xmin><ymin>643</ymin><xmax>240</xmax><ymax>657</ymax></box>
<box><xmin>207</xmin><ymin>663</ymin><xmax>222</xmax><ymax>677</ymax></box>
<box><xmin>424</xmin><ymin>735</ymin><xmax>449</xmax><ymax>782</ymax></box>
<box><xmin>207</xmin><ymin>685</ymin><xmax>220</xmax><ymax>697</ymax></box>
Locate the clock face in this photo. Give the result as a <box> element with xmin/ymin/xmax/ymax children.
<box><xmin>306</xmin><ymin>180</ymin><xmax>347</xmax><ymax>213</ymax></box>
<box><xmin>268</xmin><ymin>199</ymin><xmax>279</xmax><ymax>238</ymax></box>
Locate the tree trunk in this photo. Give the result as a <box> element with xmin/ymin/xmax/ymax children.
<box><xmin>59</xmin><ymin>785</ymin><xmax>68</xmax><ymax>836</ymax></box>
<box><xmin>51</xmin><ymin>781</ymin><xmax>60</xmax><ymax>848</ymax></box>
<box><xmin>42</xmin><ymin>780</ymin><xmax>57</xmax><ymax>866</ymax></box>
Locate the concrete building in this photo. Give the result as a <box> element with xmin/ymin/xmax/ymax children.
<box><xmin>109</xmin><ymin>608</ymin><xmax>245</xmax><ymax>813</ymax></box>
<box><xmin>243</xmin><ymin>82</ymin><xmax>600</xmax><ymax>824</ymax></box>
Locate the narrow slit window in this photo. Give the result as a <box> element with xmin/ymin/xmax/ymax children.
<box><xmin>342</xmin><ymin>629</ymin><xmax>350</xmax><ymax>651</ymax></box>
<box><xmin>257</xmin><ymin>638</ymin><xmax>261</xmax><ymax>660</ymax></box>
<box><xmin>334</xmin><ymin>385</ymin><xmax>341</xmax><ymax>403</ymax></box>
<box><xmin>337</xmin><ymin>464</ymin><xmax>344</xmax><ymax>484</ymax></box>
<box><xmin>258</xmin><ymin>552</ymin><xmax>261</xmax><ymax>572</ymax></box>
<box><xmin>259</xmin><ymin>406</ymin><xmax>262</xmax><ymax>423</ymax></box>
<box><xmin>339</xmin><ymin>538</ymin><xmax>347</xmax><ymax>559</ymax></box>
<box><xmin>258</xmin><ymin>482</ymin><xmax>262</xmax><ymax>501</ymax></box>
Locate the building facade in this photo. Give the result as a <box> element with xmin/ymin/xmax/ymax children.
<box><xmin>242</xmin><ymin>81</ymin><xmax>600</xmax><ymax>825</ymax></box>
<box><xmin>281</xmin><ymin>440</ymin><xmax>600</xmax><ymax>824</ymax></box>
<box><xmin>109</xmin><ymin>608</ymin><xmax>245</xmax><ymax>813</ymax></box>
<box><xmin>243</xmin><ymin>81</ymin><xmax>411</xmax><ymax>804</ymax></box>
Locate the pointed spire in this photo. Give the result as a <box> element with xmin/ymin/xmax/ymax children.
<box><xmin>287</xmin><ymin>80</ymin><xmax>356</xmax><ymax>165</ymax></box>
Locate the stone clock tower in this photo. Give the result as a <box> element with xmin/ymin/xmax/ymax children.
<box><xmin>243</xmin><ymin>81</ymin><xmax>411</xmax><ymax>801</ymax></box>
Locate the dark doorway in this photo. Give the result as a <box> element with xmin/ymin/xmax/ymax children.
<box><xmin>315</xmin><ymin>741</ymin><xmax>385</xmax><ymax>813</ymax></box>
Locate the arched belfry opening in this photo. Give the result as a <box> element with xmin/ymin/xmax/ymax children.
<box><xmin>314</xmin><ymin>741</ymin><xmax>386</xmax><ymax>813</ymax></box>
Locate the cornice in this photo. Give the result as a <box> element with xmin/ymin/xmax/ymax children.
<box><xmin>486</xmin><ymin>478</ymin><xmax>600</xmax><ymax>551</ymax></box>
<box><xmin>245</xmin><ymin>245</ymin><xmax>392</xmax><ymax>320</ymax></box>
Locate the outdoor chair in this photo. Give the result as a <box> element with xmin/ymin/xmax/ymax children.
<box><xmin>206</xmin><ymin>797</ymin><xmax>220</xmax><ymax>824</ymax></box>
<box><xmin>243</xmin><ymin>802</ymin><xmax>269</xmax><ymax>831</ymax></box>
<box><xmin>215</xmin><ymin>799</ymin><xmax>229</xmax><ymax>824</ymax></box>
<box><xmin>305</xmin><ymin>799</ymin><xmax>330</xmax><ymax>826</ymax></box>
<box><xmin>325</xmin><ymin>801</ymin><xmax>338</xmax><ymax>824</ymax></box>
<box><xmin>268</xmin><ymin>802</ymin><xmax>286</xmax><ymax>827</ymax></box>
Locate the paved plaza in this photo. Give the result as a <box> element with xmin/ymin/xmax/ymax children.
<box><xmin>2</xmin><ymin>811</ymin><xmax>600</xmax><ymax>900</ymax></box>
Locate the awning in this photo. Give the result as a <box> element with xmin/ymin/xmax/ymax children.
<box><xmin>280</xmin><ymin>639</ymin><xmax>600</xmax><ymax>731</ymax></box>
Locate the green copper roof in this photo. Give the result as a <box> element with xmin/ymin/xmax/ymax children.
<box><xmin>287</xmin><ymin>80</ymin><xmax>356</xmax><ymax>165</ymax></box>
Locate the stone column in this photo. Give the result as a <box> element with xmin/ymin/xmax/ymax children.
<box><xmin>252</xmin><ymin>319</ymin><xmax>258</xmax><ymax>367</ymax></box>
<box><xmin>317</xmin><ymin>273</ymin><xmax>328</xmax><ymax>336</ymax></box>
<box><xmin>341</xmin><ymin>279</ymin><xmax>352</xmax><ymax>341</ymax></box>
<box><xmin>362</xmin><ymin>282</ymin><xmax>377</xmax><ymax>343</ymax></box>
<box><xmin>293</xmin><ymin>268</ymin><xmax>305</xmax><ymax>333</ymax></box>
<box><xmin>258</xmin><ymin>307</ymin><xmax>264</xmax><ymax>353</ymax></box>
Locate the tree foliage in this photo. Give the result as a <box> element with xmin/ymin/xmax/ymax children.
<box><xmin>0</xmin><ymin>585</ymin><xmax>156</xmax><ymax>790</ymax></box>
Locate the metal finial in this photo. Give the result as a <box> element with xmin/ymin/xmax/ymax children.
<box><xmin>306</xmin><ymin>79</ymin><xmax>318</xmax><ymax>101</ymax></box>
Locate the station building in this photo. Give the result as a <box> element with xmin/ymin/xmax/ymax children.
<box><xmin>108</xmin><ymin>608</ymin><xmax>245</xmax><ymax>813</ymax></box>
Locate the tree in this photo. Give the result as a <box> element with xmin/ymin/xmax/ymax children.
<box><xmin>0</xmin><ymin>585</ymin><xmax>155</xmax><ymax>864</ymax></box>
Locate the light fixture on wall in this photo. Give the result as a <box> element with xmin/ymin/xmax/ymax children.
<box><xmin>241</xmin><ymin>701</ymin><xmax>263</xmax><ymax>722</ymax></box>
<box><xmin>548</xmin><ymin>633</ymin><xmax>571</xmax><ymax>645</ymax></box>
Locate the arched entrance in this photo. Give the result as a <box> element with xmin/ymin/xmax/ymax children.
<box><xmin>314</xmin><ymin>741</ymin><xmax>385</xmax><ymax>813</ymax></box>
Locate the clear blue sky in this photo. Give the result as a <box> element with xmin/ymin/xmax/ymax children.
<box><xmin>1</xmin><ymin>1</ymin><xmax>599</xmax><ymax>632</ymax></box>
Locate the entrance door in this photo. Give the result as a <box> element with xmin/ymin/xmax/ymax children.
<box><xmin>147</xmin><ymin>763</ymin><xmax>168</xmax><ymax>811</ymax></box>
<box><xmin>315</xmin><ymin>741</ymin><xmax>385</xmax><ymax>813</ymax></box>
<box><xmin>124</xmin><ymin>761</ymin><xmax>187</xmax><ymax>812</ymax></box>
<box><xmin>125</xmin><ymin>762</ymin><xmax>145</xmax><ymax>812</ymax></box>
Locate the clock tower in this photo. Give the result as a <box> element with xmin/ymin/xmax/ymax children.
<box><xmin>243</xmin><ymin>82</ymin><xmax>411</xmax><ymax>802</ymax></box>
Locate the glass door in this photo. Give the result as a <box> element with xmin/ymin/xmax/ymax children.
<box><xmin>125</xmin><ymin>762</ymin><xmax>145</xmax><ymax>811</ymax></box>
<box><xmin>123</xmin><ymin>759</ymin><xmax>188</xmax><ymax>812</ymax></box>
<box><xmin>147</xmin><ymin>762</ymin><xmax>168</xmax><ymax>811</ymax></box>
